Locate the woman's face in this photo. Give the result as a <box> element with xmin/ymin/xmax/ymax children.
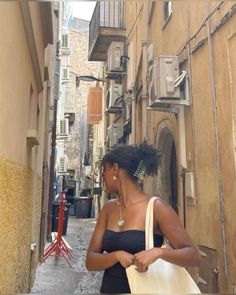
<box><xmin>102</xmin><ymin>162</ymin><xmax>118</xmax><ymax>193</ymax></box>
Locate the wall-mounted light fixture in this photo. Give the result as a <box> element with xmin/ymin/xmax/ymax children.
<box><xmin>79</xmin><ymin>75</ymin><xmax>104</xmax><ymax>83</ymax></box>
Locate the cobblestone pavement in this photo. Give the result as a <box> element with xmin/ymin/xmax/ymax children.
<box><xmin>29</xmin><ymin>217</ymin><xmax>103</xmax><ymax>294</ymax></box>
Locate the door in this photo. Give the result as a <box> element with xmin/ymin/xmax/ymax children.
<box><xmin>170</xmin><ymin>142</ymin><xmax>178</xmax><ymax>214</ymax></box>
<box><xmin>198</xmin><ymin>246</ymin><xmax>219</xmax><ymax>293</ymax></box>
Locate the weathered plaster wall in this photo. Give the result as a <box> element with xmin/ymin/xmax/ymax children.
<box><xmin>0</xmin><ymin>156</ymin><xmax>33</xmax><ymax>293</ymax></box>
<box><xmin>125</xmin><ymin>0</ymin><xmax>236</xmax><ymax>292</ymax></box>
<box><xmin>0</xmin><ymin>2</ymin><xmax>53</xmax><ymax>293</ymax></box>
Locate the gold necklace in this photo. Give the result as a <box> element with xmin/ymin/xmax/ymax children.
<box><xmin>117</xmin><ymin>204</ymin><xmax>126</xmax><ymax>227</ymax></box>
<box><xmin>117</xmin><ymin>190</ymin><xmax>144</xmax><ymax>227</ymax></box>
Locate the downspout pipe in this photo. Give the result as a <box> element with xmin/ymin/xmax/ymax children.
<box><xmin>131</xmin><ymin>91</ymin><xmax>136</xmax><ymax>144</ymax></box>
<box><xmin>206</xmin><ymin>16</ymin><xmax>228</xmax><ymax>279</ymax></box>
<box><xmin>141</xmin><ymin>2</ymin><xmax>149</xmax><ymax>141</ymax></box>
<box><xmin>47</xmin><ymin>98</ymin><xmax>57</xmax><ymax>241</ymax></box>
<box><xmin>47</xmin><ymin>7</ymin><xmax>60</xmax><ymax>242</ymax></box>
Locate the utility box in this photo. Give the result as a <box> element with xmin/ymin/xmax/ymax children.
<box><xmin>185</xmin><ymin>171</ymin><xmax>195</xmax><ymax>199</ymax></box>
<box><xmin>148</xmin><ymin>55</ymin><xmax>180</xmax><ymax>102</ymax></box>
<box><xmin>106</xmin><ymin>84</ymin><xmax>123</xmax><ymax>112</ymax></box>
<box><xmin>107</xmin><ymin>123</ymin><xmax>123</xmax><ymax>148</ymax></box>
<box><xmin>107</xmin><ymin>41</ymin><xmax>124</xmax><ymax>72</ymax></box>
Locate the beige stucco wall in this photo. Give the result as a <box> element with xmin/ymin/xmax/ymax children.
<box><xmin>209</xmin><ymin>11</ymin><xmax>236</xmax><ymax>287</ymax></box>
<box><xmin>188</xmin><ymin>3</ymin><xmax>236</xmax><ymax>289</ymax></box>
<box><xmin>0</xmin><ymin>2</ymin><xmax>35</xmax><ymax>163</ymax></box>
<box><xmin>125</xmin><ymin>0</ymin><xmax>236</xmax><ymax>292</ymax></box>
<box><xmin>0</xmin><ymin>2</ymin><xmax>53</xmax><ymax>293</ymax></box>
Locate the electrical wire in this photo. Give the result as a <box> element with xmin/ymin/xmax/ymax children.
<box><xmin>177</xmin><ymin>0</ymin><xmax>224</xmax><ymax>55</ymax></box>
<box><xmin>174</xmin><ymin>71</ymin><xmax>187</xmax><ymax>88</ymax></box>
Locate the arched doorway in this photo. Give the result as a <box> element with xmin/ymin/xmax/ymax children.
<box><xmin>156</xmin><ymin>127</ymin><xmax>178</xmax><ymax>214</ymax></box>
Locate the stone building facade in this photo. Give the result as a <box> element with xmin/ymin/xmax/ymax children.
<box><xmin>88</xmin><ymin>0</ymin><xmax>236</xmax><ymax>293</ymax></box>
<box><xmin>125</xmin><ymin>1</ymin><xmax>236</xmax><ymax>293</ymax></box>
<box><xmin>65</xmin><ymin>18</ymin><xmax>102</xmax><ymax>201</ymax></box>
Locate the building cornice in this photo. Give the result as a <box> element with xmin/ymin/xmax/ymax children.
<box><xmin>40</xmin><ymin>2</ymin><xmax>54</xmax><ymax>47</ymax></box>
<box><xmin>20</xmin><ymin>2</ymin><xmax>43</xmax><ymax>93</ymax></box>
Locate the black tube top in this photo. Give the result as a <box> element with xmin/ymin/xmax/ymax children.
<box><xmin>100</xmin><ymin>229</ymin><xmax>163</xmax><ymax>293</ymax></box>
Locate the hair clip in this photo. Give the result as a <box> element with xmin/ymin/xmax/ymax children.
<box><xmin>133</xmin><ymin>160</ymin><xmax>145</xmax><ymax>180</ymax></box>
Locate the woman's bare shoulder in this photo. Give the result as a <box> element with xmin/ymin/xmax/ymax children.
<box><xmin>153</xmin><ymin>196</ymin><xmax>167</xmax><ymax>206</ymax></box>
<box><xmin>96</xmin><ymin>199</ymin><xmax>117</xmax><ymax>226</ymax></box>
<box><xmin>153</xmin><ymin>196</ymin><xmax>178</xmax><ymax>218</ymax></box>
<box><xmin>153</xmin><ymin>196</ymin><xmax>174</xmax><ymax>212</ymax></box>
<box><xmin>101</xmin><ymin>199</ymin><xmax>118</xmax><ymax>211</ymax></box>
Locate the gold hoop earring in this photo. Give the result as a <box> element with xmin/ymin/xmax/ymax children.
<box><xmin>113</xmin><ymin>176</ymin><xmax>117</xmax><ymax>181</ymax></box>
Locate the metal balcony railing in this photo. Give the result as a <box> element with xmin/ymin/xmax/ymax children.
<box><xmin>89</xmin><ymin>1</ymin><xmax>125</xmax><ymax>60</ymax></box>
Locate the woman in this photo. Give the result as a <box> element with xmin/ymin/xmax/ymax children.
<box><xmin>86</xmin><ymin>142</ymin><xmax>200</xmax><ymax>293</ymax></box>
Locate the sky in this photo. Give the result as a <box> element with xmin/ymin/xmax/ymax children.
<box><xmin>71</xmin><ymin>1</ymin><xmax>96</xmax><ymax>21</ymax></box>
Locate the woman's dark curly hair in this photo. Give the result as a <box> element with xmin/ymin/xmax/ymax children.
<box><xmin>101</xmin><ymin>142</ymin><xmax>161</xmax><ymax>180</ymax></box>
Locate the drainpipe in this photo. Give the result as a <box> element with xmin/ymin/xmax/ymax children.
<box><xmin>39</xmin><ymin>81</ymin><xmax>51</xmax><ymax>257</ymax></box>
<box><xmin>178</xmin><ymin>106</ymin><xmax>187</xmax><ymax>170</ymax></box>
<box><xmin>47</xmin><ymin>97</ymin><xmax>57</xmax><ymax>241</ymax></box>
<box><xmin>131</xmin><ymin>91</ymin><xmax>136</xmax><ymax>144</ymax></box>
<box><xmin>206</xmin><ymin>15</ymin><xmax>228</xmax><ymax>279</ymax></box>
<box><xmin>186</xmin><ymin>4</ymin><xmax>199</xmax><ymax>211</ymax></box>
<box><xmin>181</xmin><ymin>170</ymin><xmax>186</xmax><ymax>227</ymax></box>
<box><xmin>46</xmin><ymin>4</ymin><xmax>60</xmax><ymax>242</ymax></box>
<box><xmin>141</xmin><ymin>2</ymin><xmax>149</xmax><ymax>141</ymax></box>
<box><xmin>178</xmin><ymin>106</ymin><xmax>187</xmax><ymax>228</ymax></box>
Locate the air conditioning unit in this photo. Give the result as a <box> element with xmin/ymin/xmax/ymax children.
<box><xmin>96</xmin><ymin>146</ymin><xmax>103</xmax><ymax>162</ymax></box>
<box><xmin>93</xmin><ymin>142</ymin><xmax>103</xmax><ymax>164</ymax></box>
<box><xmin>106</xmin><ymin>84</ymin><xmax>123</xmax><ymax>112</ymax></box>
<box><xmin>58</xmin><ymin>155</ymin><xmax>68</xmax><ymax>174</ymax></box>
<box><xmin>58</xmin><ymin>119</ymin><xmax>69</xmax><ymax>137</ymax></box>
<box><xmin>107</xmin><ymin>41</ymin><xmax>124</xmax><ymax>72</ymax></box>
<box><xmin>85</xmin><ymin>166</ymin><xmax>92</xmax><ymax>177</ymax></box>
<box><xmin>148</xmin><ymin>56</ymin><xmax>190</xmax><ymax>108</ymax></box>
<box><xmin>61</xmin><ymin>34</ymin><xmax>69</xmax><ymax>48</ymax></box>
<box><xmin>107</xmin><ymin>123</ymin><xmax>124</xmax><ymax>148</ymax></box>
<box><xmin>62</xmin><ymin>68</ymin><xmax>69</xmax><ymax>80</ymax></box>
<box><xmin>60</xmin><ymin>34</ymin><xmax>70</xmax><ymax>55</ymax></box>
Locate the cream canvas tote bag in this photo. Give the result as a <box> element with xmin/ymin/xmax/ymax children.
<box><xmin>126</xmin><ymin>197</ymin><xmax>201</xmax><ymax>294</ymax></box>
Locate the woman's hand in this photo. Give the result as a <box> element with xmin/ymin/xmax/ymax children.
<box><xmin>133</xmin><ymin>248</ymin><xmax>162</xmax><ymax>272</ymax></box>
<box><xmin>115</xmin><ymin>250</ymin><xmax>134</xmax><ymax>269</ymax></box>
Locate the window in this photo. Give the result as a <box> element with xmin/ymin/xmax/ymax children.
<box><xmin>61</xmin><ymin>34</ymin><xmax>69</xmax><ymax>48</ymax></box>
<box><xmin>148</xmin><ymin>1</ymin><xmax>156</xmax><ymax>25</ymax></box>
<box><xmin>76</xmin><ymin>76</ymin><xmax>80</xmax><ymax>88</ymax></box>
<box><xmin>62</xmin><ymin>68</ymin><xmax>69</xmax><ymax>80</ymax></box>
<box><xmin>164</xmin><ymin>0</ymin><xmax>172</xmax><ymax>24</ymax></box>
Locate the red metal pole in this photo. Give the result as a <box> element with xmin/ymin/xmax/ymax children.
<box><xmin>55</xmin><ymin>194</ymin><xmax>65</xmax><ymax>256</ymax></box>
<box><xmin>41</xmin><ymin>193</ymin><xmax>73</xmax><ymax>267</ymax></box>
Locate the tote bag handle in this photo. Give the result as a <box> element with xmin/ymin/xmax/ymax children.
<box><xmin>145</xmin><ymin>197</ymin><xmax>157</xmax><ymax>250</ymax></box>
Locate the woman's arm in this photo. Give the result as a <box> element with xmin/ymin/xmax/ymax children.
<box><xmin>86</xmin><ymin>202</ymin><xmax>134</xmax><ymax>271</ymax></box>
<box><xmin>134</xmin><ymin>198</ymin><xmax>200</xmax><ymax>272</ymax></box>
<box><xmin>154</xmin><ymin>197</ymin><xmax>200</xmax><ymax>266</ymax></box>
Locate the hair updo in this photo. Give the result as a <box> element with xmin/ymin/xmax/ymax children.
<box><xmin>101</xmin><ymin>142</ymin><xmax>161</xmax><ymax>180</ymax></box>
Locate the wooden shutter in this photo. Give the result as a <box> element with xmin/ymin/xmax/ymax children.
<box><xmin>87</xmin><ymin>87</ymin><xmax>103</xmax><ymax>125</ymax></box>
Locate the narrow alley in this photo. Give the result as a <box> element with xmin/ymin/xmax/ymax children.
<box><xmin>29</xmin><ymin>218</ymin><xmax>102</xmax><ymax>294</ymax></box>
<box><xmin>1</xmin><ymin>1</ymin><xmax>236</xmax><ymax>293</ymax></box>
